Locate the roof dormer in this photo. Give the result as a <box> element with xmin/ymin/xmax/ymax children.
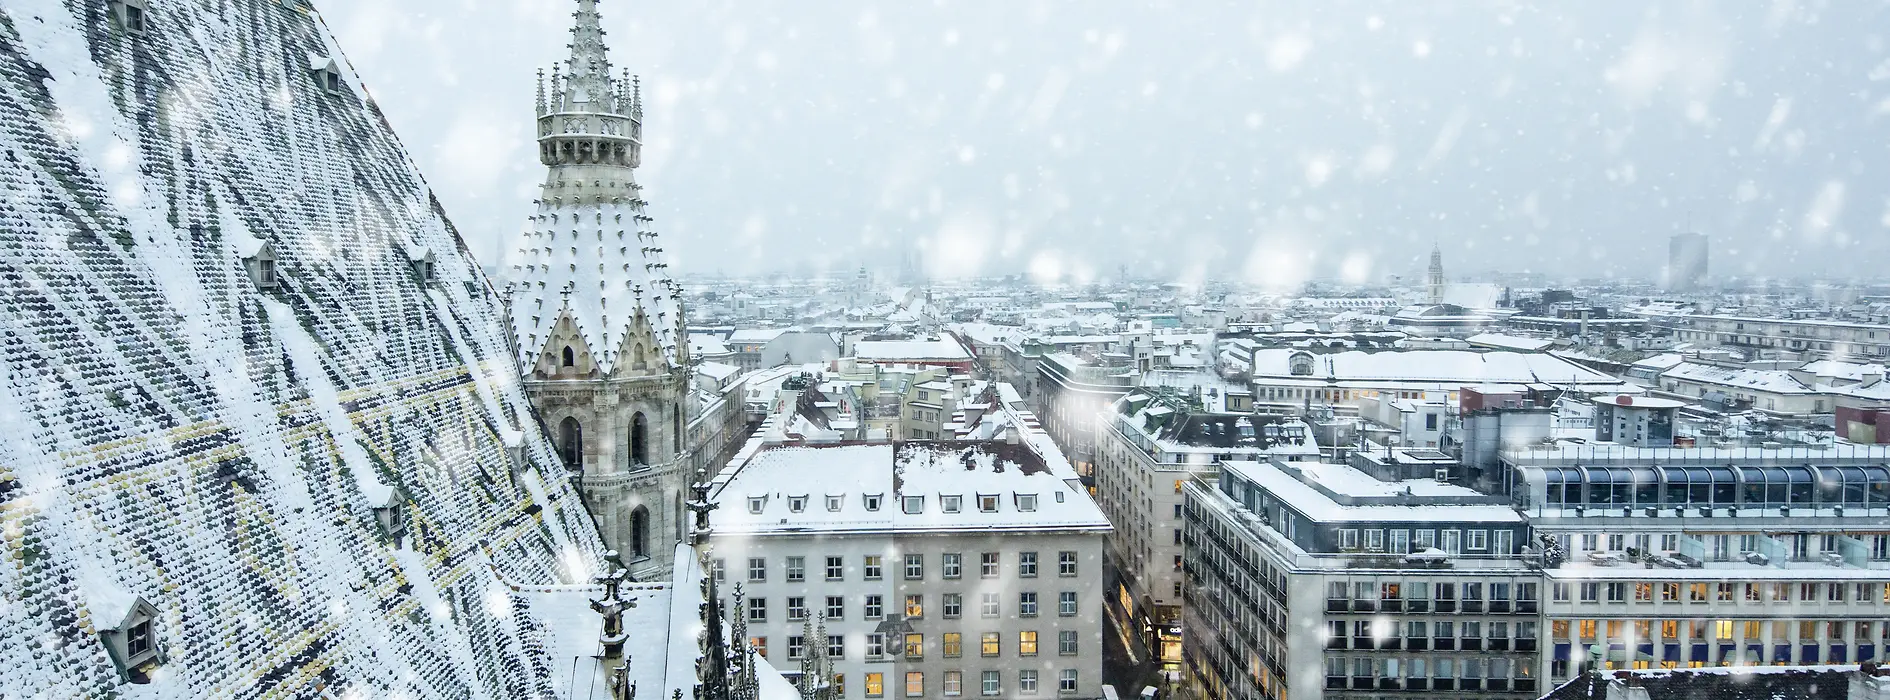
<box><xmin>108</xmin><ymin>0</ymin><xmax>149</xmax><ymax>36</ymax></box>
<box><xmin>96</xmin><ymin>596</ymin><xmax>163</xmax><ymax>683</ymax></box>
<box><xmin>308</xmin><ymin>54</ymin><xmax>344</xmax><ymax>95</ymax></box>
<box><xmin>240</xmin><ymin>239</ymin><xmax>279</xmax><ymax>290</ymax></box>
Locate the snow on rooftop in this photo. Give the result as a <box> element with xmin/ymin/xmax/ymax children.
<box><xmin>853</xmin><ymin>339</ymin><xmax>972</xmax><ymax>361</ymax></box>
<box><xmin>1226</xmin><ymin>460</ymin><xmax>1522</xmax><ymax>523</ymax></box>
<box><xmin>1249</xmin><ymin>348</ymin><xmax>1630</xmax><ymax>388</ymax></box>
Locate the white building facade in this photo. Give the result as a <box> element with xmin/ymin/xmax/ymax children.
<box><xmin>706</xmin><ymin>442</ymin><xmax>1112</xmax><ymax>700</ymax></box>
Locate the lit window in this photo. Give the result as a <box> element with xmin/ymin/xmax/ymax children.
<box><xmin>905</xmin><ymin>633</ymin><xmax>924</xmax><ymax>659</ymax></box>
<box><xmin>1019</xmin><ymin>630</ymin><xmax>1038</xmax><ymax>656</ymax></box>
<box><xmin>944</xmin><ymin>670</ymin><xmax>963</xmax><ymax>696</ymax></box>
<box><xmin>905</xmin><ymin>594</ymin><xmax>924</xmax><ymax>619</ymax></box>
<box><xmin>978</xmin><ymin>494</ymin><xmax>999</xmax><ymax>512</ymax></box>
<box><xmin>906</xmin><ymin>671</ymin><xmax>925</xmax><ymax>697</ymax></box>
<box><xmin>981</xmin><ymin>632</ymin><xmax>1000</xmax><ymax>657</ymax></box>
<box><xmin>867</xmin><ymin>672</ymin><xmax>885</xmax><ymax>698</ymax></box>
<box><xmin>943</xmin><ymin>632</ymin><xmax>962</xmax><ymax>657</ymax></box>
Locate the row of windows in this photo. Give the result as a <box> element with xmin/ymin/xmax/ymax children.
<box><xmin>1553</xmin><ymin>581</ymin><xmax>1890</xmax><ymax>605</ymax></box>
<box><xmin>1330</xmin><ymin>618</ymin><xmax>1540</xmax><ymax>643</ymax></box>
<box><xmin>1328</xmin><ymin>580</ymin><xmax>1540</xmax><ymax>604</ymax></box>
<box><xmin>1562</xmin><ymin>532</ymin><xmax>1890</xmax><ymax>562</ymax></box>
<box><xmin>747</xmin><ymin>491</ymin><xmax>1058</xmax><ymax>515</ymax></box>
<box><xmin>747</xmin><ymin>591</ymin><xmax>1083</xmax><ymax>622</ymax></box>
<box><xmin>753</xmin><ymin>631</ymin><xmax>1082</xmax><ymax>663</ymax></box>
<box><xmin>1325</xmin><ymin>656</ymin><xmax>1535</xmax><ymax>682</ymax></box>
<box><xmin>1549</xmin><ymin>618</ymin><xmax>1887</xmax><ymax>643</ymax></box>
<box><xmin>1335</xmin><ymin>527</ymin><xmax>1515</xmax><ymax>555</ymax></box>
<box><xmin>727</xmin><ymin>551</ymin><xmax>1080</xmax><ymax>582</ymax></box>
<box><xmin>829</xmin><ymin>668</ymin><xmax>1080</xmax><ymax>698</ymax></box>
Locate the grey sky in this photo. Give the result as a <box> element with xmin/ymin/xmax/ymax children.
<box><xmin>320</xmin><ymin>0</ymin><xmax>1890</xmax><ymax>286</ymax></box>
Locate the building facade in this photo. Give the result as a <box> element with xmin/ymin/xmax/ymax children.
<box><xmin>1094</xmin><ymin>391</ymin><xmax>1320</xmax><ymax>675</ymax></box>
<box><xmin>1183</xmin><ymin>458</ymin><xmax>1540</xmax><ymax>700</ymax></box>
<box><xmin>506</xmin><ymin>0</ymin><xmax>697</xmax><ymax>578</ymax></box>
<box><xmin>707</xmin><ymin>443</ymin><xmax>1111</xmax><ymax>700</ymax></box>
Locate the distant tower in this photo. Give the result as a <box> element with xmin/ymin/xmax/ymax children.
<box><xmin>1668</xmin><ymin>233</ymin><xmax>1709</xmax><ymax>292</ymax></box>
<box><xmin>508</xmin><ymin>0</ymin><xmax>693</xmax><ymax>578</ymax></box>
<box><xmin>1426</xmin><ymin>243</ymin><xmax>1446</xmax><ymax>305</ymax></box>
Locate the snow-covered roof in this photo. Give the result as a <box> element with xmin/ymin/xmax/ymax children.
<box><xmin>708</xmin><ymin>444</ymin><xmax>1109</xmax><ymax>535</ymax></box>
<box><xmin>1465</xmin><ymin>333</ymin><xmax>1554</xmax><ymax>352</ymax></box>
<box><xmin>1226</xmin><ymin>461</ymin><xmax>1522</xmax><ymax>524</ymax></box>
<box><xmin>1662</xmin><ymin>362</ymin><xmax>1813</xmax><ymax>395</ymax></box>
<box><xmin>697</xmin><ymin>361</ymin><xmax>742</xmax><ymax>381</ymax></box>
<box><xmin>853</xmin><ymin>339</ymin><xmax>972</xmax><ymax>362</ymax></box>
<box><xmin>1248</xmin><ymin>348</ymin><xmax>1628</xmax><ymax>388</ymax></box>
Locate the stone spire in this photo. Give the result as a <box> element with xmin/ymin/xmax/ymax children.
<box><xmin>510</xmin><ymin>0</ymin><xmax>681</xmax><ymax>375</ymax></box>
<box><xmin>1426</xmin><ymin>243</ymin><xmax>1445</xmax><ymax>305</ymax></box>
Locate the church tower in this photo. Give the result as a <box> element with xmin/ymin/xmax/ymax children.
<box><xmin>508</xmin><ymin>0</ymin><xmax>692</xmax><ymax>578</ymax></box>
<box><xmin>1426</xmin><ymin>243</ymin><xmax>1446</xmax><ymax>305</ymax></box>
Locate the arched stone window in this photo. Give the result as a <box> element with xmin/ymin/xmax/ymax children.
<box><xmin>630</xmin><ymin>506</ymin><xmax>650</xmax><ymax>559</ymax></box>
<box><xmin>562</xmin><ymin>346</ymin><xmax>576</xmax><ymax>367</ymax></box>
<box><xmin>558</xmin><ymin>417</ymin><xmax>582</xmax><ymax>470</ymax></box>
<box><xmin>630</xmin><ymin>412</ymin><xmax>648</xmax><ymax>466</ymax></box>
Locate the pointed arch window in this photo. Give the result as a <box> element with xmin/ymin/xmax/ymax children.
<box><xmin>630</xmin><ymin>506</ymin><xmax>650</xmax><ymax>560</ymax></box>
<box><xmin>562</xmin><ymin>346</ymin><xmax>576</xmax><ymax>367</ymax></box>
<box><xmin>630</xmin><ymin>412</ymin><xmax>648</xmax><ymax>466</ymax></box>
<box><xmin>558</xmin><ymin>417</ymin><xmax>582</xmax><ymax>470</ymax></box>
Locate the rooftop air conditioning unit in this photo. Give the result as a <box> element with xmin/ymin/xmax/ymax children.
<box><xmin>1698</xmin><ymin>506</ymin><xmax>1712</xmax><ymax>517</ymax></box>
<box><xmin>1434</xmin><ymin>469</ymin><xmax>1450</xmax><ymax>482</ymax></box>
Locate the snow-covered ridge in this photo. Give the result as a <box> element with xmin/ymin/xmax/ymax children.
<box><xmin>0</xmin><ymin>0</ymin><xmax>605</xmax><ymax>696</ymax></box>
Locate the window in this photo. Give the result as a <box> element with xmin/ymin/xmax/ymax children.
<box><xmin>788</xmin><ymin>597</ymin><xmax>808</xmax><ymax>621</ymax></box>
<box><xmin>943</xmin><ymin>632</ymin><xmax>962</xmax><ymax>657</ymax></box>
<box><xmin>1020</xmin><ymin>552</ymin><xmax>1039</xmax><ymax>577</ymax></box>
<box><xmin>981</xmin><ymin>632</ymin><xmax>1000</xmax><ymax>657</ymax></box>
<box><xmin>124</xmin><ymin>618</ymin><xmax>153</xmax><ymax>658</ymax></box>
<box><xmin>786</xmin><ymin>557</ymin><xmax>805</xmax><ymax>582</ymax></box>
<box><xmin>1020</xmin><ymin>592</ymin><xmax>1039</xmax><ymax>617</ymax></box>
<box><xmin>867</xmin><ymin>672</ymin><xmax>885</xmax><ymax>698</ymax></box>
<box><xmin>1441</xmin><ymin>529</ymin><xmax>1462</xmax><ymax>553</ymax></box>
<box><xmin>866</xmin><ymin>595</ymin><xmax>884</xmax><ymax>619</ymax></box>
<box><xmin>1017</xmin><ymin>493</ymin><xmax>1038</xmax><ymax>511</ymax></box>
<box><xmin>907</xmin><ymin>671</ymin><xmax>926</xmax><ymax>697</ymax></box>
<box><xmin>942</xmin><ymin>495</ymin><xmax>962</xmax><ymax>513</ymax></box>
<box><xmin>904</xmin><ymin>495</ymin><xmax>925</xmax><ymax>514</ymax></box>
<box><xmin>749</xmin><ymin>557</ymin><xmax>766</xmax><ymax>582</ymax></box>
<box><xmin>1019</xmin><ymin>670</ymin><xmax>1039</xmax><ymax>694</ymax></box>
<box><xmin>1058</xmin><ymin>670</ymin><xmax>1077</xmax><ymax>693</ymax></box>
<box><xmin>788</xmin><ymin>636</ymin><xmax>806</xmax><ymax>659</ymax></box>
<box><xmin>981</xmin><ymin>552</ymin><xmax>999</xmax><ymax>577</ymax></box>
<box><xmin>748</xmin><ymin>598</ymin><xmax>767</xmax><ymax>622</ymax></box>
<box><xmin>942</xmin><ymin>553</ymin><xmax>963</xmax><ymax>578</ymax></box>
<box><xmin>789</xmin><ymin>496</ymin><xmax>808</xmax><ymax>512</ymax></box>
<box><xmin>979</xmin><ymin>494</ymin><xmax>999</xmax><ymax>512</ymax></box>
<box><xmin>867</xmin><ymin>634</ymin><xmax>886</xmax><ymax>657</ymax></box>
<box><xmin>1019</xmin><ymin>631</ymin><xmax>1039</xmax><ymax>656</ymax></box>
<box><xmin>827</xmin><ymin>495</ymin><xmax>843</xmax><ymax>512</ymax></box>
<box><xmin>1058</xmin><ymin>551</ymin><xmax>1077</xmax><ymax>576</ymax></box>
<box><xmin>906</xmin><ymin>594</ymin><xmax>924</xmax><ymax>619</ymax></box>
<box><xmin>713</xmin><ymin>558</ymin><xmax>727</xmax><ymax>583</ymax></box>
<box><xmin>836</xmin><ymin>674</ymin><xmax>848</xmax><ymax>696</ymax></box>
<box><xmin>906</xmin><ymin>554</ymin><xmax>925</xmax><ymax>580</ymax></box>
<box><xmin>981</xmin><ymin>670</ymin><xmax>1001</xmax><ymax>696</ymax></box>
<box><xmin>827</xmin><ymin>596</ymin><xmax>845</xmax><ymax>620</ymax></box>
<box><xmin>905</xmin><ymin>633</ymin><xmax>924</xmax><ymax>659</ymax></box>
<box><xmin>829</xmin><ymin>635</ymin><xmax>846</xmax><ymax>659</ymax></box>
<box><xmin>865</xmin><ymin>555</ymin><xmax>883</xmax><ymax>580</ymax></box>
<box><xmin>1059</xmin><ymin>591</ymin><xmax>1077</xmax><ymax>616</ymax></box>
<box><xmin>865</xmin><ymin>494</ymin><xmax>883</xmax><ymax>511</ymax></box>
<box><xmin>1339</xmin><ymin>529</ymin><xmax>1359</xmax><ymax>550</ymax></box>
<box><xmin>943</xmin><ymin>593</ymin><xmax>963</xmax><ymax>618</ymax></box>
<box><xmin>1579</xmin><ymin>582</ymin><xmax>1599</xmax><ymax>603</ymax></box>
<box><xmin>945</xmin><ymin>671</ymin><xmax>963</xmax><ymax>697</ymax></box>
<box><xmin>981</xmin><ymin>592</ymin><xmax>1000</xmax><ymax>617</ymax></box>
<box><xmin>1365</xmin><ymin>529</ymin><xmax>1385</xmax><ymax>551</ymax></box>
<box><xmin>826</xmin><ymin>556</ymin><xmax>844</xmax><ymax>580</ymax></box>
<box><xmin>1468</xmin><ymin>530</ymin><xmax>1488</xmax><ymax>551</ymax></box>
<box><xmin>748</xmin><ymin>497</ymin><xmax>766</xmax><ymax>514</ymax></box>
<box><xmin>1058</xmin><ymin>630</ymin><xmax>1078</xmax><ymax>655</ymax></box>
<box><xmin>752</xmin><ymin>636</ymin><xmax>768</xmax><ymax>658</ymax></box>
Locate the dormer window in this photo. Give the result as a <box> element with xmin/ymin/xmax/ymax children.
<box><xmin>409</xmin><ymin>248</ymin><xmax>437</xmax><ymax>284</ymax></box>
<box><xmin>826</xmin><ymin>495</ymin><xmax>843</xmax><ymax>512</ymax></box>
<box><xmin>109</xmin><ymin>0</ymin><xmax>148</xmax><ymax>35</ymax></box>
<box><xmin>368</xmin><ymin>486</ymin><xmax>405</xmax><ymax>547</ymax></box>
<box><xmin>308</xmin><ymin>55</ymin><xmax>344</xmax><ymax>96</ymax></box>
<box><xmin>978</xmin><ymin>494</ymin><xmax>999</xmax><ymax>513</ymax></box>
<box><xmin>788</xmin><ymin>495</ymin><xmax>808</xmax><ymax>513</ymax></box>
<box><xmin>903</xmin><ymin>495</ymin><xmax>924</xmax><ymax>514</ymax></box>
<box><xmin>748</xmin><ymin>496</ymin><xmax>766</xmax><ymax>514</ymax></box>
<box><xmin>941</xmin><ymin>495</ymin><xmax>962</xmax><ymax>513</ymax></box>
<box><xmin>864</xmin><ymin>494</ymin><xmax>883</xmax><ymax>512</ymax></box>
<box><xmin>97</xmin><ymin>596</ymin><xmax>162</xmax><ymax>683</ymax></box>
<box><xmin>1016</xmin><ymin>494</ymin><xmax>1038</xmax><ymax>512</ymax></box>
<box><xmin>241</xmin><ymin>240</ymin><xmax>278</xmax><ymax>290</ymax></box>
<box><xmin>1055</xmin><ymin>492</ymin><xmax>1065</xmax><ymax>503</ymax></box>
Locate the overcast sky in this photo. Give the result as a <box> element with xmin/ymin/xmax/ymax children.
<box><xmin>319</xmin><ymin>0</ymin><xmax>1890</xmax><ymax>287</ymax></box>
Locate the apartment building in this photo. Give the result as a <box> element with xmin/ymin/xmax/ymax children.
<box><xmin>1182</xmin><ymin>457</ymin><xmax>1540</xmax><ymax>700</ymax></box>
<box><xmin>1094</xmin><ymin>390</ymin><xmax>1321</xmax><ymax>675</ymax></box>
<box><xmin>1505</xmin><ymin>443</ymin><xmax>1890</xmax><ymax>686</ymax></box>
<box><xmin>1644</xmin><ymin>312</ymin><xmax>1890</xmax><ymax>360</ymax></box>
<box><xmin>706</xmin><ymin>442</ymin><xmax>1111</xmax><ymax>699</ymax></box>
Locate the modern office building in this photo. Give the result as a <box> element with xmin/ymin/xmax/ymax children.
<box><xmin>1668</xmin><ymin>233</ymin><xmax>1709</xmax><ymax>291</ymax></box>
<box><xmin>1182</xmin><ymin>458</ymin><xmax>1541</xmax><ymax>700</ymax></box>
<box><xmin>706</xmin><ymin>441</ymin><xmax>1111</xmax><ymax>699</ymax></box>
<box><xmin>1094</xmin><ymin>391</ymin><xmax>1321</xmax><ymax>675</ymax></box>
